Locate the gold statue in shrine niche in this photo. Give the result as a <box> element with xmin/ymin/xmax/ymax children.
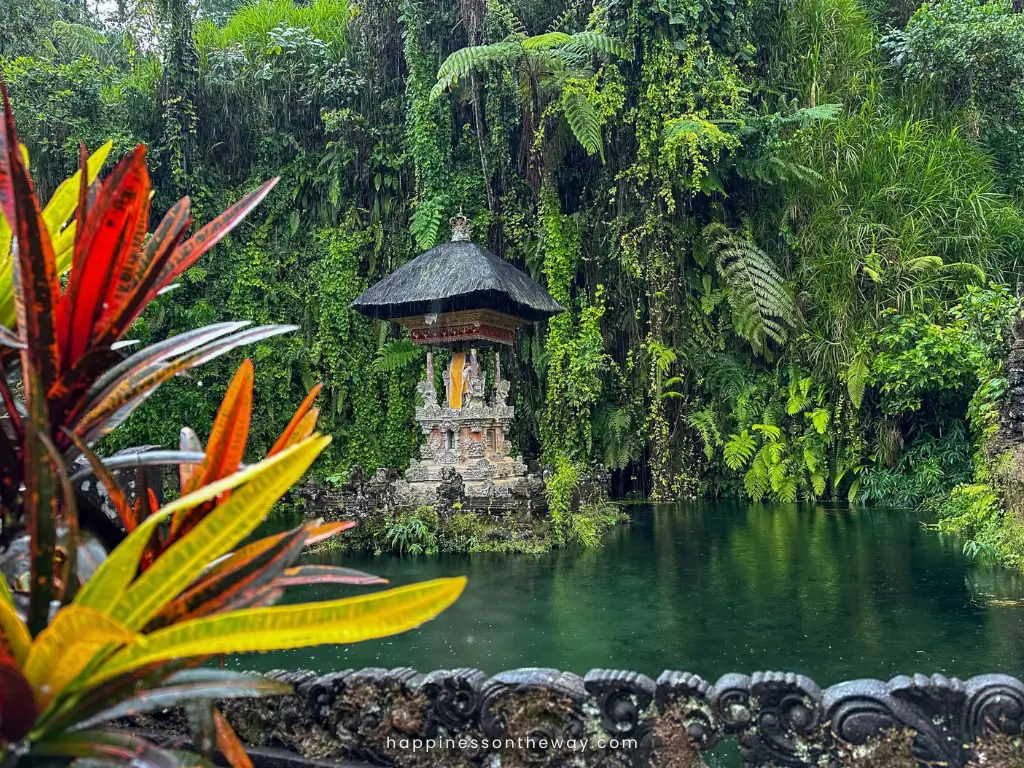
<box><xmin>442</xmin><ymin>350</ymin><xmax>484</xmax><ymax>410</ymax></box>
<box><xmin>447</xmin><ymin>352</ymin><xmax>466</xmax><ymax>409</ymax></box>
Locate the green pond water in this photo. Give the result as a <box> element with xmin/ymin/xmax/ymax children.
<box><xmin>232</xmin><ymin>501</ymin><xmax>1024</xmax><ymax>686</ymax></box>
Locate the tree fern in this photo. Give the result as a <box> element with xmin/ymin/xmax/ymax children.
<box><xmin>430</xmin><ymin>42</ymin><xmax>518</xmax><ymax>99</ymax></box>
<box><xmin>522</xmin><ymin>32</ymin><xmax>572</xmax><ymax>50</ymax></box>
<box><xmin>52</xmin><ymin>21</ymin><xmax>112</xmax><ymax>64</ymax></box>
<box><xmin>664</xmin><ymin>118</ymin><xmax>705</xmax><ymax>140</ymax></box>
<box><xmin>561</xmin><ymin>89</ymin><xmax>603</xmax><ymax>159</ymax></box>
<box><xmin>560</xmin><ymin>31</ymin><xmax>632</xmax><ymax>60</ymax></box>
<box><xmin>707</xmin><ymin>224</ymin><xmax>798</xmax><ymax>355</ymax></box>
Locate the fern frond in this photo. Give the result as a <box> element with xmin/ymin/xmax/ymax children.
<box><xmin>372</xmin><ymin>338</ymin><xmax>423</xmax><ymax>373</ymax></box>
<box><xmin>759</xmin><ymin>156</ymin><xmax>824</xmax><ymax>185</ymax></box>
<box><xmin>940</xmin><ymin>261</ymin><xmax>986</xmax><ymax>284</ymax></box>
<box><xmin>776</xmin><ymin>476</ymin><xmax>799</xmax><ymax>502</ymax></box>
<box><xmin>647</xmin><ymin>341</ymin><xmax>678</xmax><ymax>374</ymax></box>
<box><xmin>52</xmin><ymin>21</ymin><xmax>111</xmax><ymax>64</ymax></box>
<box><xmin>905</xmin><ymin>255</ymin><xmax>945</xmax><ymax>272</ymax></box>
<box><xmin>410</xmin><ymin>195</ymin><xmax>445</xmax><ymax>250</ymax></box>
<box><xmin>664</xmin><ymin>118</ymin><xmax>711</xmax><ymax>140</ymax></box>
<box><xmin>487</xmin><ymin>0</ymin><xmax>527</xmax><ymax>37</ymax></box>
<box><xmin>561</xmin><ymin>89</ymin><xmax>603</xmax><ymax>159</ymax></box>
<box><xmin>846</xmin><ymin>353</ymin><xmax>869</xmax><ymax>408</ymax></box>
<box><xmin>546</xmin><ymin>0</ymin><xmax>585</xmax><ymax>32</ymax></box>
<box><xmin>724</xmin><ymin>430</ymin><xmax>757</xmax><ymax>470</ymax></box>
<box><xmin>522</xmin><ymin>32</ymin><xmax>572</xmax><ymax>50</ymax></box>
<box><xmin>752</xmin><ymin>423</ymin><xmax>782</xmax><ymax>443</ymax></box>
<box><xmin>697</xmin><ymin>351</ymin><xmax>747</xmax><ymax>402</ymax></box>
<box><xmin>431</xmin><ymin>42</ymin><xmax>519</xmax><ymax>98</ymax></box>
<box><xmin>803</xmin><ymin>445</ymin><xmax>819</xmax><ymax>475</ymax></box>
<box><xmin>791</xmin><ymin>103</ymin><xmax>842</xmax><ymax>124</ymax></box>
<box><xmin>786</xmin><ymin>387</ymin><xmax>810</xmax><ymax>415</ymax></box>
<box><xmin>688</xmin><ymin>408</ymin><xmax>722</xmax><ymax>459</ymax></box>
<box><xmin>710</xmin><ymin>227</ymin><xmax>797</xmax><ymax>354</ymax></box>
<box><xmin>560</xmin><ymin>31</ymin><xmax>631</xmax><ymax>60</ymax></box>
<box><xmin>809</xmin><ymin>408</ymin><xmax>830</xmax><ymax>434</ymax></box>
<box><xmin>598</xmin><ymin>405</ymin><xmax>642</xmax><ymax>469</ymax></box>
<box><xmin>744</xmin><ymin>454</ymin><xmax>770</xmax><ymax>498</ymax></box>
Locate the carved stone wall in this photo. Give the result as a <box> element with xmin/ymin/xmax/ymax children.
<box><xmin>132</xmin><ymin>667</ymin><xmax>1024</xmax><ymax>767</ymax></box>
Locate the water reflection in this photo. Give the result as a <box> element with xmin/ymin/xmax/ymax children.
<box><xmin>233</xmin><ymin>502</ymin><xmax>1024</xmax><ymax>685</ymax></box>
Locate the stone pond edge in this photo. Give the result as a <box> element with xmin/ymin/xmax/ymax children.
<box><xmin>127</xmin><ymin>666</ymin><xmax>1024</xmax><ymax>767</ymax></box>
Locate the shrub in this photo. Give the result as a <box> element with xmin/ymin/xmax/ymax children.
<box><xmin>0</xmin><ymin>90</ymin><xmax>463</xmax><ymax>766</ymax></box>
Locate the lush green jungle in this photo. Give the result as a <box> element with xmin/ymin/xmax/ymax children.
<box><xmin>6</xmin><ymin>0</ymin><xmax>1024</xmax><ymax>554</ymax></box>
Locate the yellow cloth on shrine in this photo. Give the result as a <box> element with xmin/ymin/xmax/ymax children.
<box><xmin>449</xmin><ymin>352</ymin><xmax>466</xmax><ymax>409</ymax></box>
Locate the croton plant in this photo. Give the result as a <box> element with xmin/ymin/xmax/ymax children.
<box><xmin>0</xmin><ymin>84</ymin><xmax>464</xmax><ymax>767</ymax></box>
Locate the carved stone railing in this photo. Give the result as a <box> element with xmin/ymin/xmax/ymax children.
<box><xmin>131</xmin><ymin>667</ymin><xmax>1024</xmax><ymax>767</ymax></box>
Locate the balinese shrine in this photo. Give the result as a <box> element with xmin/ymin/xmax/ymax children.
<box><xmin>351</xmin><ymin>213</ymin><xmax>562</xmax><ymax>509</ymax></box>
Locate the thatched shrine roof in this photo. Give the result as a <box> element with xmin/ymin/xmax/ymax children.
<box><xmin>351</xmin><ymin>233</ymin><xmax>563</xmax><ymax>324</ymax></box>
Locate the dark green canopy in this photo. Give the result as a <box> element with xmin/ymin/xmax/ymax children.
<box><xmin>351</xmin><ymin>239</ymin><xmax>563</xmax><ymax>323</ymax></box>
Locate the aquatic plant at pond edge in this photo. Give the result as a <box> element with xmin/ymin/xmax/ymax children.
<box><xmin>0</xmin><ymin>90</ymin><xmax>464</xmax><ymax>767</ymax></box>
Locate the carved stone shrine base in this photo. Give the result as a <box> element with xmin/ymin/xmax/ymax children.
<box><xmin>406</xmin><ymin>367</ymin><xmax>546</xmax><ymax>513</ymax></box>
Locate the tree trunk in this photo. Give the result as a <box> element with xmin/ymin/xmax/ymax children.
<box><xmin>160</xmin><ymin>0</ymin><xmax>198</xmax><ymax>196</ymax></box>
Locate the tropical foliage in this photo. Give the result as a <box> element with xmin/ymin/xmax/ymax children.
<box><xmin>3</xmin><ymin>0</ymin><xmax>1024</xmax><ymax>553</ymax></box>
<box><xmin>0</xmin><ymin>92</ymin><xmax>464</xmax><ymax>764</ymax></box>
